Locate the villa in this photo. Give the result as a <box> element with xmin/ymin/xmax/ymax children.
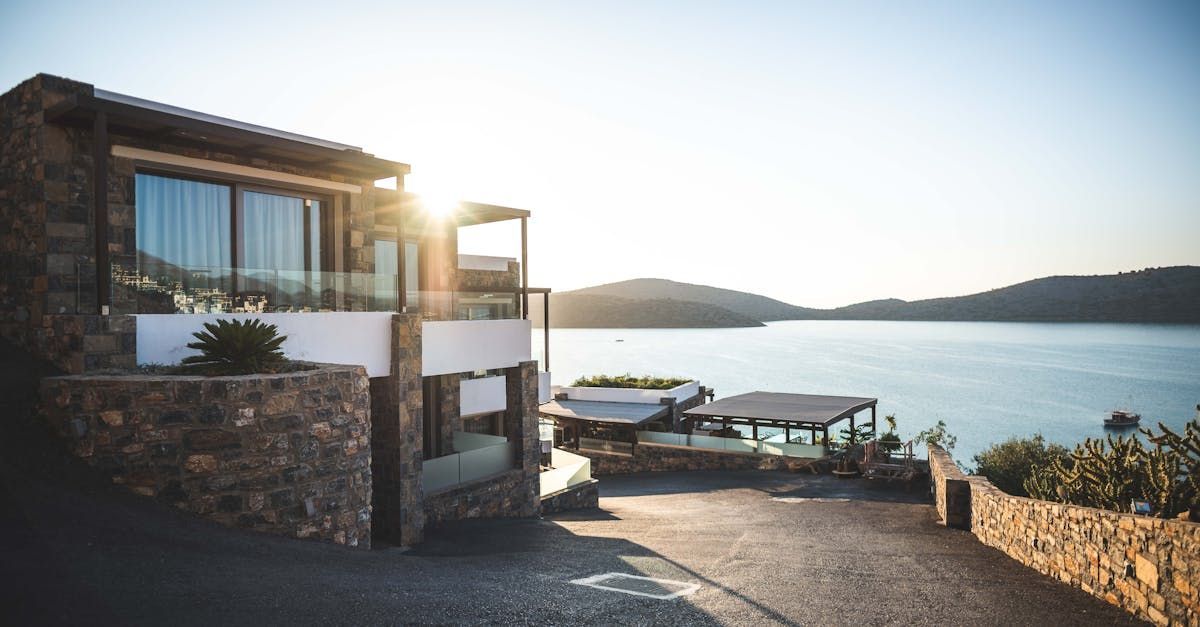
<box><xmin>0</xmin><ymin>73</ymin><xmax>568</xmax><ymax>547</ymax></box>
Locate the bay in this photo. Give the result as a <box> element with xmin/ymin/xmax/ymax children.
<box><xmin>537</xmin><ymin>321</ymin><xmax>1200</xmax><ymax>464</ymax></box>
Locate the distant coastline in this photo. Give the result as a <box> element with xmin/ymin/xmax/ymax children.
<box><xmin>532</xmin><ymin>266</ymin><xmax>1200</xmax><ymax>328</ymax></box>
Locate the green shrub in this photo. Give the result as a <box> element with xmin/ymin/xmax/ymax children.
<box><xmin>915</xmin><ymin>420</ymin><xmax>957</xmax><ymax>452</ymax></box>
<box><xmin>972</xmin><ymin>434</ymin><xmax>1070</xmax><ymax>497</ymax></box>
<box><xmin>181</xmin><ymin>318</ymin><xmax>289</xmax><ymax>375</ymax></box>
<box><xmin>570</xmin><ymin>373</ymin><xmax>691</xmax><ymax>390</ymax></box>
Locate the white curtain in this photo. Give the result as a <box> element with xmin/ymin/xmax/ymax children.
<box><xmin>135</xmin><ymin>174</ymin><xmax>232</xmax><ymax>272</ymax></box>
<box><xmin>241</xmin><ymin>191</ymin><xmax>306</xmax><ymax>272</ymax></box>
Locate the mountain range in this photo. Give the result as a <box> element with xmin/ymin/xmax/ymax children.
<box><xmin>530</xmin><ymin>266</ymin><xmax>1200</xmax><ymax>327</ymax></box>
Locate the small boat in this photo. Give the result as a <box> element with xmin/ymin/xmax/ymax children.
<box><xmin>1104</xmin><ymin>410</ymin><xmax>1141</xmax><ymax>428</ymax></box>
<box><xmin>615</xmin><ymin>339</ymin><xmax>624</xmax><ymax>342</ymax></box>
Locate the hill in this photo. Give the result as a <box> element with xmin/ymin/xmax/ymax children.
<box><xmin>828</xmin><ymin>266</ymin><xmax>1200</xmax><ymax>322</ymax></box>
<box><xmin>540</xmin><ymin>267</ymin><xmax>1200</xmax><ymax>327</ymax></box>
<box><xmin>567</xmin><ymin>278</ymin><xmax>819</xmax><ymax>321</ymax></box>
<box><xmin>528</xmin><ymin>293</ymin><xmax>764</xmax><ymax>328</ymax></box>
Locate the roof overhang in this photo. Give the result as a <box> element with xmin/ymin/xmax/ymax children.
<box><xmin>684</xmin><ymin>392</ymin><xmax>877</xmax><ymax>427</ymax></box>
<box><xmin>373</xmin><ymin>190</ymin><xmax>532</xmax><ymax>229</ymax></box>
<box><xmin>45</xmin><ymin>91</ymin><xmax>409</xmax><ymax>180</ymax></box>
<box><xmin>540</xmin><ymin>399</ymin><xmax>670</xmax><ymax>427</ymax></box>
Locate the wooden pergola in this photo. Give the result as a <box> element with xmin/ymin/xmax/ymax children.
<box><xmin>682</xmin><ymin>391</ymin><xmax>878</xmax><ymax>446</ymax></box>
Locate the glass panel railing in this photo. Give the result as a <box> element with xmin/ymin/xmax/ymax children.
<box><xmin>452</xmin><ymin>431</ymin><xmax>509</xmax><ymax>453</ymax></box>
<box><xmin>459</xmin><ymin>442</ymin><xmax>516</xmax><ymax>484</ymax></box>
<box><xmin>422</xmin><ymin>454</ymin><xmax>461</xmax><ymax>494</ymax></box>
<box><xmin>637</xmin><ymin>431</ymin><xmax>826</xmax><ymax>459</ymax></box>
<box><xmin>112</xmin><ymin>261</ymin><xmax>526</xmax><ymax>320</ymax></box>
<box><xmin>112</xmin><ymin>261</ymin><xmax>400</xmax><ymax>314</ymax></box>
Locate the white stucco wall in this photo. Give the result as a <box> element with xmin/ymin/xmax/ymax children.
<box><xmin>421</xmin><ymin>319</ymin><xmax>532</xmax><ymax>376</ymax></box>
<box><xmin>460</xmin><ymin>375</ymin><xmax>508</xmax><ymax>417</ymax></box>
<box><xmin>557</xmin><ymin>380</ymin><xmax>700</xmax><ymax>404</ymax></box>
<box><xmin>135</xmin><ymin>312</ymin><xmax>394</xmax><ymax>377</ymax></box>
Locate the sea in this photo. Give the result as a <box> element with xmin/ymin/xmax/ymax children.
<box><xmin>536</xmin><ymin>321</ymin><xmax>1200</xmax><ymax>465</ymax></box>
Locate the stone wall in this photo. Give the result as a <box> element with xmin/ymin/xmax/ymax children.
<box><xmin>540</xmin><ymin>479</ymin><xmax>600</xmax><ymax>515</ymax></box>
<box><xmin>424</xmin><ymin>468</ymin><xmax>539</xmax><ymax>525</ymax></box>
<box><xmin>577</xmin><ymin>441</ymin><xmax>818</xmax><ymax>476</ymax></box>
<box><xmin>928</xmin><ymin>444</ymin><xmax>1200</xmax><ymax>625</ymax></box>
<box><xmin>369</xmin><ymin>313</ymin><xmax>425</xmax><ymax>546</ymax></box>
<box><xmin>457</xmin><ymin>260</ymin><xmax>520</xmax><ymax>290</ymax></box>
<box><xmin>39</xmin><ymin>364</ymin><xmax>373</xmax><ymax>548</ymax></box>
<box><xmin>0</xmin><ymin>74</ymin><xmax>118</xmax><ymax>371</ymax></box>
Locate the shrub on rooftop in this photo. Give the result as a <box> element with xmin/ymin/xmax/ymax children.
<box><xmin>570</xmin><ymin>374</ymin><xmax>691</xmax><ymax>390</ymax></box>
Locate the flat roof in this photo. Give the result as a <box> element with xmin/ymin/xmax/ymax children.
<box><xmin>540</xmin><ymin>399</ymin><xmax>669</xmax><ymax>426</ymax></box>
<box><xmin>683</xmin><ymin>392</ymin><xmax>877</xmax><ymax>427</ymax></box>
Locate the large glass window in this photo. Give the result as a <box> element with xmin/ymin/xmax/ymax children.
<box><xmin>133</xmin><ymin>173</ymin><xmax>233</xmax><ymax>313</ymax></box>
<box><xmin>239</xmin><ymin>190</ymin><xmax>325</xmax><ymax>311</ymax></box>
<box><xmin>405</xmin><ymin>240</ymin><xmax>420</xmax><ymax>310</ymax></box>
<box><xmin>374</xmin><ymin>239</ymin><xmax>398</xmax><ymax>310</ymax></box>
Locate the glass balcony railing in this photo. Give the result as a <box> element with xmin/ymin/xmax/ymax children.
<box><xmin>110</xmin><ymin>261</ymin><xmax>521</xmax><ymax>320</ymax></box>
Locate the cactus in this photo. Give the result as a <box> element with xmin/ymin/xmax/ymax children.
<box><xmin>1021</xmin><ymin>417</ymin><xmax>1200</xmax><ymax>518</ymax></box>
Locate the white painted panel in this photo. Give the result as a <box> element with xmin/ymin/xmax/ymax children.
<box><xmin>459</xmin><ymin>376</ymin><xmax>508</xmax><ymax>417</ymax></box>
<box><xmin>421</xmin><ymin>319</ymin><xmax>531</xmax><ymax>376</ymax></box>
<box><xmin>538</xmin><ymin>371</ymin><xmax>552</xmax><ymax>405</ymax></box>
<box><xmin>558</xmin><ymin>381</ymin><xmax>699</xmax><ymax>404</ymax></box>
<box><xmin>457</xmin><ymin>254</ymin><xmax>515</xmax><ymax>272</ymax></box>
<box><xmin>135</xmin><ymin>312</ymin><xmax>393</xmax><ymax>377</ymax></box>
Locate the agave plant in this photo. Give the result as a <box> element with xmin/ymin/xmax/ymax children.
<box><xmin>181</xmin><ymin>318</ymin><xmax>288</xmax><ymax>375</ymax></box>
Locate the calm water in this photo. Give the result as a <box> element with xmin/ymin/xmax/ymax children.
<box><xmin>537</xmin><ymin>321</ymin><xmax>1200</xmax><ymax>464</ymax></box>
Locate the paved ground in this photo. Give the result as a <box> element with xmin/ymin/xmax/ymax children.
<box><xmin>0</xmin><ymin>341</ymin><xmax>1142</xmax><ymax>625</ymax></box>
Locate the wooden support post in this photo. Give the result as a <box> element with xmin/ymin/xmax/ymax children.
<box><xmin>542</xmin><ymin>290</ymin><xmax>550</xmax><ymax>372</ymax></box>
<box><xmin>520</xmin><ymin>217</ymin><xmax>529</xmax><ymax>320</ymax></box>
<box><xmin>785</xmin><ymin>426</ymin><xmax>790</xmax><ymax>443</ymax></box>
<box><xmin>871</xmin><ymin>405</ymin><xmax>877</xmax><ymax>434</ymax></box>
<box><xmin>752</xmin><ymin>423</ymin><xmax>758</xmax><ymax>441</ymax></box>
<box><xmin>93</xmin><ymin>111</ymin><xmax>110</xmax><ymax>313</ymax></box>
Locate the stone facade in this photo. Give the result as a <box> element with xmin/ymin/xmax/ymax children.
<box><xmin>577</xmin><ymin>441</ymin><xmax>818</xmax><ymax>476</ymax></box>
<box><xmin>540</xmin><ymin>479</ymin><xmax>600</xmax><ymax>515</ymax></box>
<box><xmin>0</xmin><ymin>74</ymin><xmax>397</xmax><ymax>374</ymax></box>
<box><xmin>425</xmin><ymin>468</ymin><xmax>539</xmax><ymax>525</ymax></box>
<box><xmin>457</xmin><ymin>260</ymin><xmax>520</xmax><ymax>290</ymax></box>
<box><xmin>929</xmin><ymin>444</ymin><xmax>1200</xmax><ymax>626</ymax></box>
<box><xmin>0</xmin><ymin>74</ymin><xmax>139</xmax><ymax>374</ymax></box>
<box><xmin>39</xmin><ymin>364</ymin><xmax>373</xmax><ymax>548</ymax></box>
<box><xmin>369</xmin><ymin>313</ymin><xmax>425</xmax><ymax>546</ymax></box>
<box><xmin>423</xmin><ymin>360</ymin><xmax>542</xmax><ymax>525</ymax></box>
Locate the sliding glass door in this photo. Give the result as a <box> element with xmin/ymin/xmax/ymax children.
<box><xmin>239</xmin><ymin>189</ymin><xmax>326</xmax><ymax>311</ymax></box>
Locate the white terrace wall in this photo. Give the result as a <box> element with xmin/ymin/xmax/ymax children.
<box><xmin>928</xmin><ymin>444</ymin><xmax>1200</xmax><ymax>626</ymax></box>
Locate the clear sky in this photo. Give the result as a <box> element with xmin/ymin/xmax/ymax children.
<box><xmin>3</xmin><ymin>1</ymin><xmax>1197</xmax><ymax>307</ymax></box>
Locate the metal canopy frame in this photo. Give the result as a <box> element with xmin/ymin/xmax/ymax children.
<box><xmin>683</xmin><ymin>391</ymin><xmax>878</xmax><ymax>444</ymax></box>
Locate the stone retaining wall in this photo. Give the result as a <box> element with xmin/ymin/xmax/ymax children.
<box><xmin>928</xmin><ymin>444</ymin><xmax>1200</xmax><ymax>625</ymax></box>
<box><xmin>540</xmin><ymin>479</ymin><xmax>600</xmax><ymax>515</ymax></box>
<box><xmin>577</xmin><ymin>442</ymin><xmax>817</xmax><ymax>476</ymax></box>
<box><xmin>39</xmin><ymin>364</ymin><xmax>373</xmax><ymax>548</ymax></box>
<box><xmin>424</xmin><ymin>469</ymin><xmax>539</xmax><ymax>525</ymax></box>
